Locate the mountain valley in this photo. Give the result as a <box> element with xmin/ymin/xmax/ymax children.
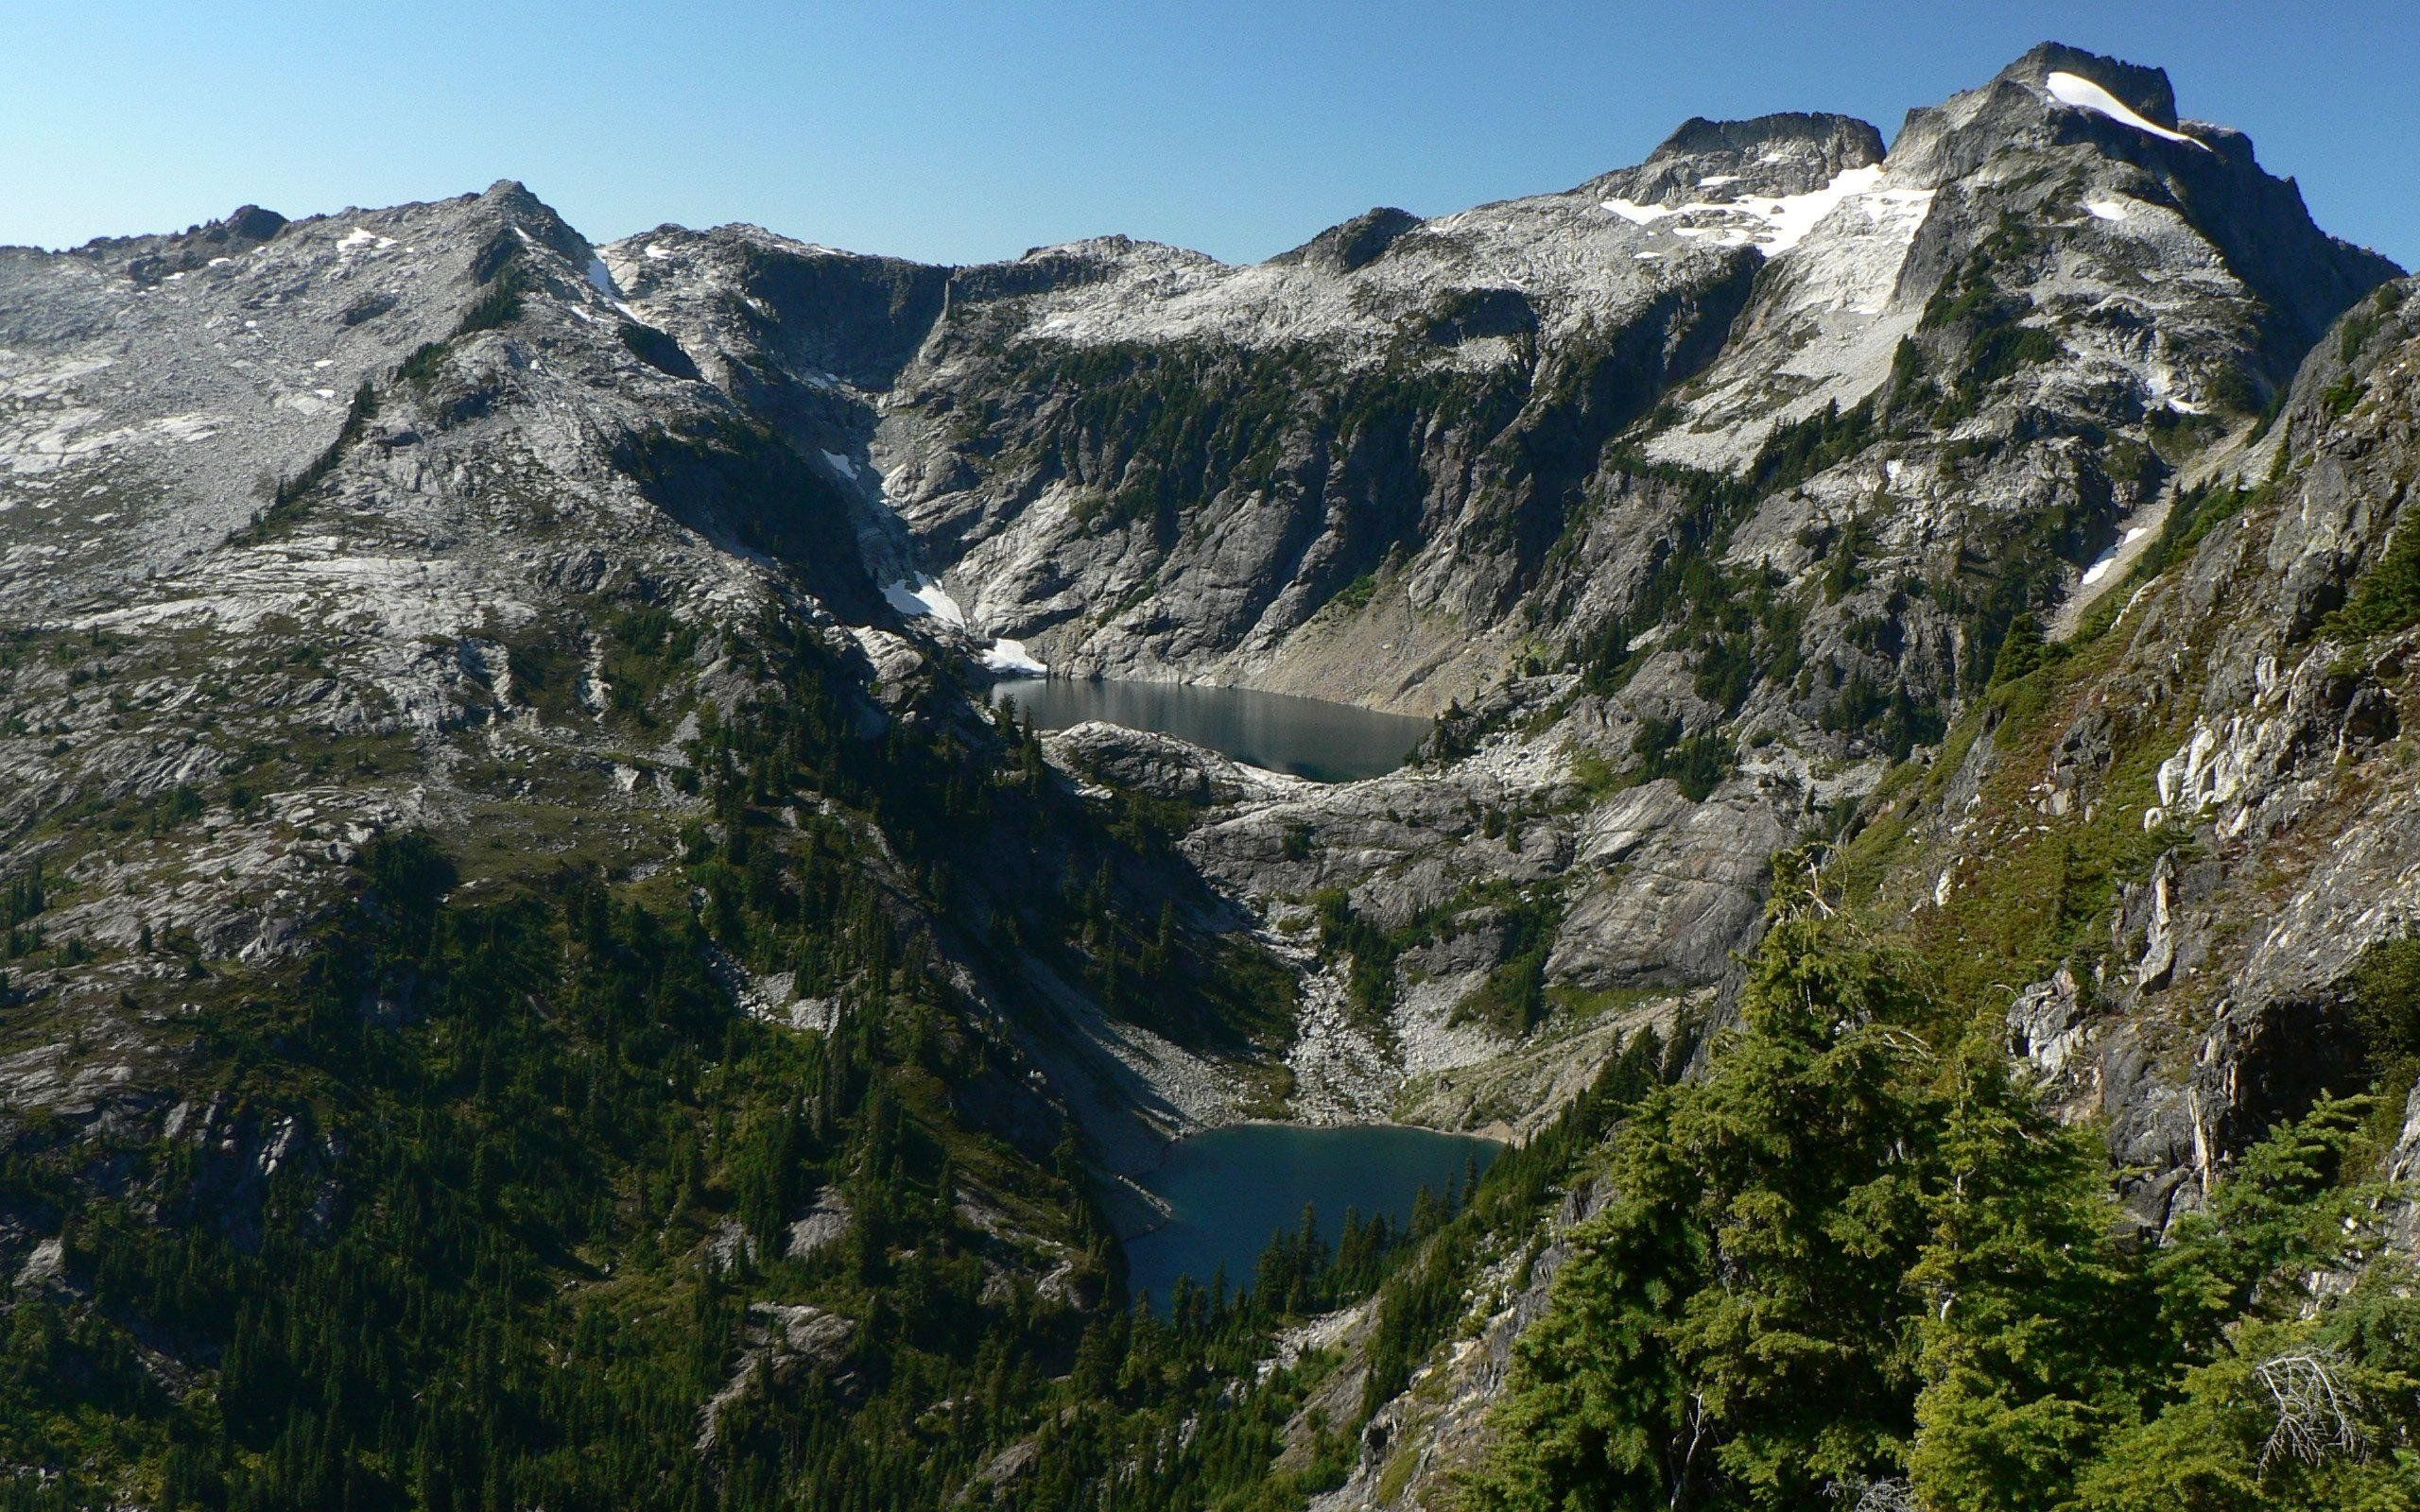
<box><xmin>3</xmin><ymin>40</ymin><xmax>2418</xmax><ymax>1512</ymax></box>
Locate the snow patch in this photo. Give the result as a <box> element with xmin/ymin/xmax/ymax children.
<box><xmin>978</xmin><ymin>638</ymin><xmax>1047</xmax><ymax>676</ymax></box>
<box><xmin>586</xmin><ymin>255</ymin><xmax>621</xmax><ymax>300</ymax></box>
<box><xmin>820</xmin><ymin>449</ymin><xmax>857</xmax><ymax>480</ymax></box>
<box><xmin>2044</xmin><ymin>72</ymin><xmax>2210</xmax><ymax>151</ymax></box>
<box><xmin>2081</xmin><ymin>529</ymin><xmax>2148</xmax><ymax>586</ymax></box>
<box><xmin>644</xmin><ymin>244</ymin><xmax>673</xmax><ymax>261</ymax></box>
<box><xmin>2083</xmin><ymin>197</ymin><xmax>2129</xmax><ymax>222</ymax></box>
<box><xmin>881</xmin><ymin>576</ymin><xmax>966</xmax><ymax>627</ymax></box>
<box><xmin>1601</xmin><ymin>164</ymin><xmax>1918</xmax><ymax>258</ymax></box>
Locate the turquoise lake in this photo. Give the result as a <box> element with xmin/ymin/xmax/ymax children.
<box><xmin>989</xmin><ymin>678</ymin><xmax>1429</xmax><ymax>782</ymax></box>
<box><xmin>1121</xmin><ymin>1124</ymin><xmax>1502</xmax><ymax>1307</ymax></box>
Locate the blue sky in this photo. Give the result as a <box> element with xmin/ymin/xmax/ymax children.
<box><xmin>4</xmin><ymin>2</ymin><xmax>2414</xmax><ymax>269</ymax></box>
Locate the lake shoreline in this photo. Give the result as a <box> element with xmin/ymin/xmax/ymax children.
<box><xmin>988</xmin><ymin>675</ymin><xmax>1429</xmax><ymax>782</ymax></box>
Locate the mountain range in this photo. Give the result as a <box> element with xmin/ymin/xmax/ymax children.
<box><xmin>2</xmin><ymin>40</ymin><xmax>2416</xmax><ymax>1512</ymax></box>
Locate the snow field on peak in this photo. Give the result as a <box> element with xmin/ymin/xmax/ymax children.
<box><xmin>1634</xmin><ymin>164</ymin><xmax>1937</xmax><ymax>470</ymax></box>
<box><xmin>2044</xmin><ymin>72</ymin><xmax>2211</xmax><ymax>151</ymax></box>
<box><xmin>1601</xmin><ymin>164</ymin><xmax>1927</xmax><ymax>259</ymax></box>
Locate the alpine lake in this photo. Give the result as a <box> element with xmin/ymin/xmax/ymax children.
<box><xmin>987</xmin><ymin>677</ymin><xmax>1430</xmax><ymax>783</ymax></box>
<box><xmin>1122</xmin><ymin>1124</ymin><xmax>1503</xmax><ymax>1308</ymax></box>
<box><xmin>989</xmin><ymin>679</ymin><xmax>1485</xmax><ymax>1303</ymax></box>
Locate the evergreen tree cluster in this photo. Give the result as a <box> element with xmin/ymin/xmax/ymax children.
<box><xmin>0</xmin><ymin>605</ymin><xmax>1638</xmax><ymax>1512</ymax></box>
<box><xmin>1467</xmin><ymin>852</ymin><xmax>2420</xmax><ymax>1512</ymax></box>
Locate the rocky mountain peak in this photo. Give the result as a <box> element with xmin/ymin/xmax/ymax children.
<box><xmin>460</xmin><ymin>179</ymin><xmax>595</xmax><ymax>266</ymax></box>
<box><xmin>1889</xmin><ymin>42</ymin><xmax>2220</xmax><ymax>188</ymax></box>
<box><xmin>1584</xmin><ymin>110</ymin><xmax>1884</xmax><ymax>207</ymax></box>
<box><xmin>215</xmin><ymin>203</ymin><xmax>289</xmax><ymax>245</ymax></box>
<box><xmin>475</xmin><ymin>177</ymin><xmax>544</xmax><ymax>212</ymax></box>
<box><xmin>1876</xmin><ymin>40</ymin><xmax>2400</xmax><ymax>368</ymax></box>
<box><xmin>1996</xmin><ymin>41</ymin><xmax>2182</xmax><ymax>128</ymax></box>
<box><xmin>1270</xmin><ymin>205</ymin><xmax>1425</xmax><ymax>274</ymax></box>
<box><xmin>1650</xmin><ymin>112</ymin><xmax>1885</xmax><ymax>169</ymax></box>
<box><xmin>47</xmin><ymin>202</ymin><xmax>291</xmax><ymax>281</ymax></box>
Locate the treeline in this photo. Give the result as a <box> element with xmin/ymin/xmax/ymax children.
<box><xmin>685</xmin><ymin>620</ymin><xmax>1292</xmax><ymax>1054</ymax></box>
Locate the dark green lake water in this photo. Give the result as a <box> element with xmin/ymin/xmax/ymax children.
<box><xmin>1122</xmin><ymin>1124</ymin><xmax>1501</xmax><ymax>1308</ymax></box>
<box><xmin>988</xmin><ymin>679</ymin><xmax>1428</xmax><ymax>782</ymax></box>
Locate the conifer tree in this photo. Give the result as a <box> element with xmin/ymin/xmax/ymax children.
<box><xmin>1904</xmin><ymin>1026</ymin><xmax>2135</xmax><ymax>1512</ymax></box>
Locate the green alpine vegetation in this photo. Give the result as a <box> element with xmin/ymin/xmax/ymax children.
<box><xmin>1468</xmin><ymin>854</ymin><xmax>2420</xmax><ymax>1512</ymax></box>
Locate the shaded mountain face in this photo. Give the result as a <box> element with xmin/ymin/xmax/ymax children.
<box><xmin>3</xmin><ymin>39</ymin><xmax>2418</xmax><ymax>1512</ymax></box>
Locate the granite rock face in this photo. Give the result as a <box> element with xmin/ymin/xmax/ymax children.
<box><xmin>5</xmin><ymin>43</ymin><xmax>2419</xmax><ymax>1499</ymax></box>
<box><xmin>612</xmin><ymin>45</ymin><xmax>2392</xmax><ymax>726</ymax></box>
<box><xmin>0</xmin><ymin>179</ymin><xmax>920</xmax><ymax>1262</ymax></box>
<box><xmin>1905</xmin><ymin>270</ymin><xmax>2420</xmax><ymax>1229</ymax></box>
<box><xmin>7</xmin><ymin>43</ymin><xmax>2407</xmax><ymax>1177</ymax></box>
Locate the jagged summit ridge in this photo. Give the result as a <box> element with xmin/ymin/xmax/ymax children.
<box><xmin>1583</xmin><ymin>111</ymin><xmax>1886</xmax><ymax>208</ymax></box>
<box><xmin>2003</xmin><ymin>40</ymin><xmax>2186</xmax><ymax>129</ymax></box>
<box><xmin>1638</xmin><ymin>41</ymin><xmax>2400</xmax><ymax>468</ymax></box>
<box><xmin>1270</xmin><ymin>206</ymin><xmax>1425</xmax><ymax>275</ymax></box>
<box><xmin>556</xmin><ymin>42</ymin><xmax>2409</xmax><ymax>712</ymax></box>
